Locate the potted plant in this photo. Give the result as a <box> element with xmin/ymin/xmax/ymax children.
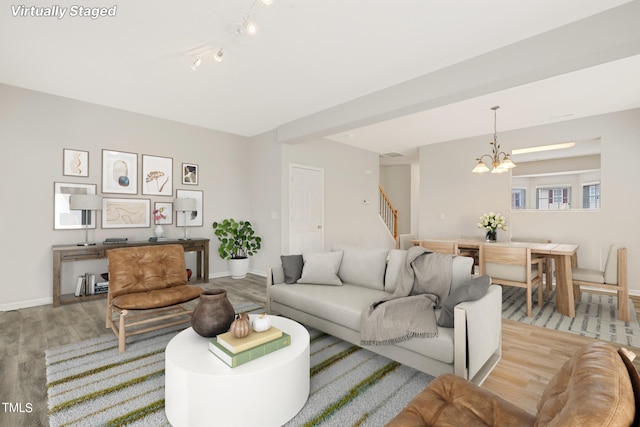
<box><xmin>212</xmin><ymin>218</ymin><xmax>262</xmax><ymax>279</ymax></box>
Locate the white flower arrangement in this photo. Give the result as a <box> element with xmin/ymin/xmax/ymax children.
<box><xmin>477</xmin><ymin>212</ymin><xmax>507</xmax><ymax>233</ymax></box>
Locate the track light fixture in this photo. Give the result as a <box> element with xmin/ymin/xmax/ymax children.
<box><xmin>214</xmin><ymin>48</ymin><xmax>224</xmax><ymax>63</ymax></box>
<box><xmin>190</xmin><ymin>55</ymin><xmax>202</xmax><ymax>71</ymax></box>
<box><xmin>187</xmin><ymin>0</ymin><xmax>273</xmax><ymax>70</ymax></box>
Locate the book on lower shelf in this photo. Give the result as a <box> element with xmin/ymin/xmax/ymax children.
<box><xmin>216</xmin><ymin>326</ymin><xmax>283</xmax><ymax>354</ymax></box>
<box><xmin>209</xmin><ymin>333</ymin><xmax>291</xmax><ymax>368</ymax></box>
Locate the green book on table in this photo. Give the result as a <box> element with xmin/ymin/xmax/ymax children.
<box><xmin>209</xmin><ymin>333</ymin><xmax>291</xmax><ymax>368</ymax></box>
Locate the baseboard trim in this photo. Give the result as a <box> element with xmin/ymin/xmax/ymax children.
<box><xmin>0</xmin><ymin>297</ymin><xmax>53</xmax><ymax>312</ymax></box>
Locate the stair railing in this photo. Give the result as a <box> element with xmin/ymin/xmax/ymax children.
<box><xmin>379</xmin><ymin>185</ymin><xmax>398</xmax><ymax>240</ymax></box>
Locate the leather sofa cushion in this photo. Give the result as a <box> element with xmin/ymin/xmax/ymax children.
<box><xmin>386</xmin><ymin>373</ymin><xmax>535</xmax><ymax>426</ymax></box>
<box><xmin>536</xmin><ymin>341</ymin><xmax>635</xmax><ymax>426</ymax></box>
<box><xmin>112</xmin><ymin>285</ymin><xmax>202</xmax><ymax>310</ymax></box>
<box><xmin>107</xmin><ymin>245</ymin><xmax>188</xmax><ymax>298</ymax></box>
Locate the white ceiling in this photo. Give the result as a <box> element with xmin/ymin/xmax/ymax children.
<box><xmin>2</xmin><ymin>0</ymin><xmax>639</xmax><ymax>157</ymax></box>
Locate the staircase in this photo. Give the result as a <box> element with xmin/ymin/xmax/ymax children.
<box><xmin>379</xmin><ymin>185</ymin><xmax>398</xmax><ymax>240</ymax></box>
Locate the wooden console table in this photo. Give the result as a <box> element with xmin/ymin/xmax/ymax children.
<box><xmin>52</xmin><ymin>238</ymin><xmax>209</xmax><ymax>307</ymax></box>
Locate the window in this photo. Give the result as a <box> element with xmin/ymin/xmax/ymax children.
<box><xmin>512</xmin><ymin>188</ymin><xmax>526</xmax><ymax>210</ymax></box>
<box><xmin>582</xmin><ymin>183</ymin><xmax>600</xmax><ymax>209</ymax></box>
<box><xmin>536</xmin><ymin>186</ymin><xmax>571</xmax><ymax>210</ymax></box>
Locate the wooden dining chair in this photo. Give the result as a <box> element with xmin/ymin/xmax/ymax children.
<box><xmin>420</xmin><ymin>239</ymin><xmax>458</xmax><ymax>255</ymax></box>
<box><xmin>480</xmin><ymin>244</ymin><xmax>544</xmax><ymax>317</ymax></box>
<box><xmin>572</xmin><ymin>245</ymin><xmax>628</xmax><ymax>322</ymax></box>
<box><xmin>511</xmin><ymin>237</ymin><xmax>553</xmax><ymax>299</ymax></box>
<box><xmin>397</xmin><ymin>234</ymin><xmax>417</xmax><ymax>250</ymax></box>
<box><xmin>459</xmin><ymin>234</ymin><xmax>483</xmax><ymax>273</ymax></box>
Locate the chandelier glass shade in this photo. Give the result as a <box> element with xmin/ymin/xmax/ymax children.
<box><xmin>472</xmin><ymin>106</ymin><xmax>516</xmax><ymax>174</ymax></box>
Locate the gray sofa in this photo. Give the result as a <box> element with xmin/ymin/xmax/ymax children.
<box><xmin>266</xmin><ymin>247</ymin><xmax>502</xmax><ymax>385</ymax></box>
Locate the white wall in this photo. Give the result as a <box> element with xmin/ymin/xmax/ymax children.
<box><xmin>0</xmin><ymin>84</ymin><xmax>251</xmax><ymax>310</ymax></box>
<box><xmin>281</xmin><ymin>138</ymin><xmax>394</xmax><ymax>253</ymax></box>
<box><xmin>419</xmin><ymin>108</ymin><xmax>640</xmax><ymax>292</ymax></box>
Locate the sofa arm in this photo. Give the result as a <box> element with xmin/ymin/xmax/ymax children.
<box><xmin>386</xmin><ymin>373</ymin><xmax>535</xmax><ymax>427</ymax></box>
<box><xmin>266</xmin><ymin>265</ymin><xmax>285</xmax><ymax>313</ymax></box>
<box><xmin>454</xmin><ymin>284</ymin><xmax>502</xmax><ymax>384</ymax></box>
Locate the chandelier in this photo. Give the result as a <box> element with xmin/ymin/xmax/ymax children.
<box><xmin>472</xmin><ymin>106</ymin><xmax>516</xmax><ymax>174</ymax></box>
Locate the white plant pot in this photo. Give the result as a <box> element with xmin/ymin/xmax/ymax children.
<box><xmin>228</xmin><ymin>257</ymin><xmax>250</xmax><ymax>279</ymax></box>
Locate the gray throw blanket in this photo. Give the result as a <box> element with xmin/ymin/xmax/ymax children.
<box><xmin>360</xmin><ymin>246</ymin><xmax>453</xmax><ymax>345</ymax></box>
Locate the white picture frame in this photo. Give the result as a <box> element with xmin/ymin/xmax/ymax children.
<box><xmin>53</xmin><ymin>182</ymin><xmax>97</xmax><ymax>229</ymax></box>
<box><xmin>143</xmin><ymin>154</ymin><xmax>173</xmax><ymax>196</ymax></box>
<box><xmin>63</xmin><ymin>149</ymin><xmax>89</xmax><ymax>177</ymax></box>
<box><xmin>102</xmin><ymin>198</ymin><xmax>150</xmax><ymax>228</ymax></box>
<box><xmin>102</xmin><ymin>149</ymin><xmax>138</xmax><ymax>194</ymax></box>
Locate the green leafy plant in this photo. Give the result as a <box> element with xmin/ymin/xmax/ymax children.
<box><xmin>212</xmin><ymin>219</ymin><xmax>262</xmax><ymax>260</ymax></box>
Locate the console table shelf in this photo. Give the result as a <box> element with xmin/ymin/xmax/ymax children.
<box><xmin>52</xmin><ymin>238</ymin><xmax>209</xmax><ymax>307</ymax></box>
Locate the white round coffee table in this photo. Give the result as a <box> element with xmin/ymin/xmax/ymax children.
<box><xmin>165</xmin><ymin>315</ymin><xmax>310</xmax><ymax>427</ymax></box>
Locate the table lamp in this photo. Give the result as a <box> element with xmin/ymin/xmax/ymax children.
<box><xmin>69</xmin><ymin>194</ymin><xmax>102</xmax><ymax>246</ymax></box>
<box><xmin>174</xmin><ymin>197</ymin><xmax>196</xmax><ymax>240</ymax></box>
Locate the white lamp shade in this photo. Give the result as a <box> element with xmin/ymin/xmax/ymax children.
<box><xmin>69</xmin><ymin>194</ymin><xmax>102</xmax><ymax>210</ymax></box>
<box><xmin>174</xmin><ymin>198</ymin><xmax>196</xmax><ymax>212</ymax></box>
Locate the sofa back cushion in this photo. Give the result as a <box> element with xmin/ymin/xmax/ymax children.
<box><xmin>297</xmin><ymin>251</ymin><xmax>344</xmax><ymax>286</ymax></box>
<box><xmin>384</xmin><ymin>249</ymin><xmax>406</xmax><ymax>293</ymax></box>
<box><xmin>536</xmin><ymin>341</ymin><xmax>635</xmax><ymax>426</ymax></box>
<box><xmin>337</xmin><ymin>247</ymin><xmax>389</xmax><ymax>290</ymax></box>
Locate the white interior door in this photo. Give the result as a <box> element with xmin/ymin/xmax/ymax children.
<box><xmin>289</xmin><ymin>164</ymin><xmax>324</xmax><ymax>254</ymax></box>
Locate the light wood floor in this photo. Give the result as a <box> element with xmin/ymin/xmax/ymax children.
<box><xmin>0</xmin><ymin>275</ymin><xmax>637</xmax><ymax>426</ymax></box>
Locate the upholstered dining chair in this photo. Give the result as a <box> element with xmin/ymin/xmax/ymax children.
<box><xmin>106</xmin><ymin>244</ymin><xmax>203</xmax><ymax>352</ymax></box>
<box><xmin>511</xmin><ymin>237</ymin><xmax>553</xmax><ymax>299</ymax></box>
<box><xmin>398</xmin><ymin>234</ymin><xmax>417</xmax><ymax>250</ymax></box>
<box><xmin>480</xmin><ymin>244</ymin><xmax>544</xmax><ymax>317</ymax></box>
<box><xmin>572</xmin><ymin>245</ymin><xmax>628</xmax><ymax>322</ymax></box>
<box><xmin>419</xmin><ymin>239</ymin><xmax>459</xmax><ymax>255</ymax></box>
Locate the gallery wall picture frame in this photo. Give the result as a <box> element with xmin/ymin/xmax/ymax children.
<box><xmin>154</xmin><ymin>201</ymin><xmax>173</xmax><ymax>225</ymax></box>
<box><xmin>176</xmin><ymin>189</ymin><xmax>203</xmax><ymax>227</ymax></box>
<box><xmin>182</xmin><ymin>163</ymin><xmax>198</xmax><ymax>185</ymax></box>
<box><xmin>102</xmin><ymin>198</ymin><xmax>150</xmax><ymax>228</ymax></box>
<box><xmin>63</xmin><ymin>149</ymin><xmax>89</xmax><ymax>177</ymax></box>
<box><xmin>143</xmin><ymin>154</ymin><xmax>173</xmax><ymax>196</ymax></box>
<box><xmin>54</xmin><ymin>182</ymin><xmax>97</xmax><ymax>229</ymax></box>
<box><xmin>102</xmin><ymin>149</ymin><xmax>138</xmax><ymax>194</ymax></box>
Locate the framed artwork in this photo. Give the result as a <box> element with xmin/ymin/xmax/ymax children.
<box><xmin>102</xmin><ymin>198</ymin><xmax>150</xmax><ymax>228</ymax></box>
<box><xmin>54</xmin><ymin>182</ymin><xmax>97</xmax><ymax>229</ymax></box>
<box><xmin>63</xmin><ymin>149</ymin><xmax>89</xmax><ymax>177</ymax></box>
<box><xmin>176</xmin><ymin>189</ymin><xmax>203</xmax><ymax>227</ymax></box>
<box><xmin>143</xmin><ymin>154</ymin><xmax>173</xmax><ymax>196</ymax></box>
<box><xmin>154</xmin><ymin>202</ymin><xmax>173</xmax><ymax>225</ymax></box>
<box><xmin>182</xmin><ymin>163</ymin><xmax>198</xmax><ymax>185</ymax></box>
<box><xmin>102</xmin><ymin>149</ymin><xmax>138</xmax><ymax>194</ymax></box>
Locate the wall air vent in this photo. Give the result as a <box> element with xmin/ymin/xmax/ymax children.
<box><xmin>380</xmin><ymin>152</ymin><xmax>403</xmax><ymax>158</ymax></box>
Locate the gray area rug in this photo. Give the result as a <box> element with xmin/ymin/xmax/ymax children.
<box><xmin>46</xmin><ymin>302</ymin><xmax>432</xmax><ymax>427</ymax></box>
<box><xmin>502</xmin><ymin>286</ymin><xmax>640</xmax><ymax>347</ymax></box>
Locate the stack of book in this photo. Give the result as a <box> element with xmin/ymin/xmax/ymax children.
<box><xmin>209</xmin><ymin>326</ymin><xmax>290</xmax><ymax>368</ymax></box>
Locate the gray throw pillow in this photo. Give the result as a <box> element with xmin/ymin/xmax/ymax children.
<box><xmin>281</xmin><ymin>255</ymin><xmax>303</xmax><ymax>284</ymax></box>
<box><xmin>437</xmin><ymin>275</ymin><xmax>491</xmax><ymax>328</ymax></box>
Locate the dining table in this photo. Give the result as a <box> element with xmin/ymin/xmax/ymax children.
<box><xmin>413</xmin><ymin>238</ymin><xmax>579</xmax><ymax>318</ymax></box>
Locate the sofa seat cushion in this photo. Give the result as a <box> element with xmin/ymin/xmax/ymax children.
<box><xmin>386</xmin><ymin>373</ymin><xmax>536</xmax><ymax>427</ymax></box>
<box><xmin>270</xmin><ymin>283</ymin><xmax>455</xmax><ymax>364</ymax></box>
<box><xmin>111</xmin><ymin>285</ymin><xmax>202</xmax><ymax>310</ymax></box>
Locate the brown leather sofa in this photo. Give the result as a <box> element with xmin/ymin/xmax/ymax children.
<box><xmin>387</xmin><ymin>341</ymin><xmax>640</xmax><ymax>427</ymax></box>
<box><xmin>106</xmin><ymin>244</ymin><xmax>202</xmax><ymax>352</ymax></box>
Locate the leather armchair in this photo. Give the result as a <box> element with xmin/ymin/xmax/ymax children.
<box><xmin>106</xmin><ymin>244</ymin><xmax>202</xmax><ymax>352</ymax></box>
<box><xmin>387</xmin><ymin>341</ymin><xmax>638</xmax><ymax>427</ymax></box>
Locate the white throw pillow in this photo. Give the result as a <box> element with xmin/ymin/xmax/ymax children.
<box><xmin>297</xmin><ymin>251</ymin><xmax>344</xmax><ymax>286</ymax></box>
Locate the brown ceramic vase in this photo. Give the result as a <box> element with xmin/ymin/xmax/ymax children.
<box><xmin>191</xmin><ymin>289</ymin><xmax>235</xmax><ymax>337</ymax></box>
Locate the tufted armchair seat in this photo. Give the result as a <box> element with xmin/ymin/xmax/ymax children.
<box><xmin>387</xmin><ymin>341</ymin><xmax>639</xmax><ymax>427</ymax></box>
<box><xmin>106</xmin><ymin>244</ymin><xmax>202</xmax><ymax>352</ymax></box>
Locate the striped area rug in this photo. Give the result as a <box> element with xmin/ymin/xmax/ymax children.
<box><xmin>502</xmin><ymin>286</ymin><xmax>640</xmax><ymax>347</ymax></box>
<box><xmin>46</xmin><ymin>303</ymin><xmax>432</xmax><ymax>427</ymax></box>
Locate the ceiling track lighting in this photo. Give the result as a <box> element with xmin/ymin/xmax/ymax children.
<box><xmin>472</xmin><ymin>106</ymin><xmax>516</xmax><ymax>174</ymax></box>
<box><xmin>187</xmin><ymin>0</ymin><xmax>273</xmax><ymax>70</ymax></box>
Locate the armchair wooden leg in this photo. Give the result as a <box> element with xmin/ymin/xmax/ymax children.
<box><xmin>618</xmin><ymin>290</ymin><xmax>630</xmax><ymax>322</ymax></box>
<box><xmin>118</xmin><ymin>310</ymin><xmax>128</xmax><ymax>353</ymax></box>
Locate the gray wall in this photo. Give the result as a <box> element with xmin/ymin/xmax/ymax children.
<box><xmin>419</xmin><ymin>108</ymin><xmax>640</xmax><ymax>292</ymax></box>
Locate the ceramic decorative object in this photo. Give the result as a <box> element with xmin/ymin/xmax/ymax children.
<box><xmin>154</xmin><ymin>224</ymin><xmax>164</xmax><ymax>238</ymax></box>
<box><xmin>191</xmin><ymin>289</ymin><xmax>235</xmax><ymax>338</ymax></box>
<box><xmin>252</xmin><ymin>313</ymin><xmax>271</xmax><ymax>332</ymax></box>
<box><xmin>230</xmin><ymin>312</ymin><xmax>251</xmax><ymax>338</ymax></box>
